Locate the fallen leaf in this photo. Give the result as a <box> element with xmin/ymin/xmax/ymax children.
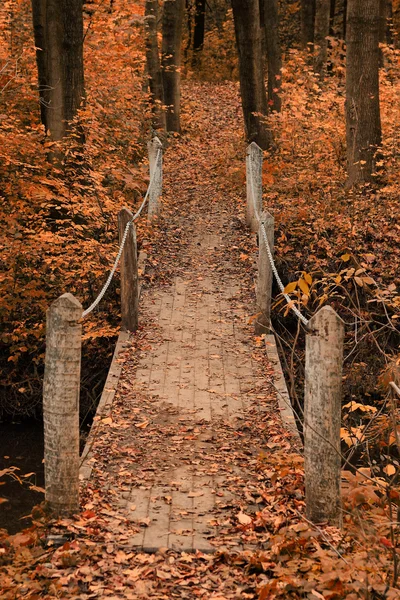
<box><xmin>237</xmin><ymin>511</ymin><xmax>252</xmax><ymax>525</ymax></box>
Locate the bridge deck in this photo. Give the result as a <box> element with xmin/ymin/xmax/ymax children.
<box><xmin>80</xmin><ymin>87</ymin><xmax>295</xmax><ymax>554</ymax></box>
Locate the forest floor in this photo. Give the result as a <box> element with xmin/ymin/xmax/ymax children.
<box><xmin>1</xmin><ymin>82</ymin><xmax>399</xmax><ymax>600</ymax></box>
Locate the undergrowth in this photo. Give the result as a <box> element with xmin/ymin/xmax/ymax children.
<box><xmin>0</xmin><ymin>1</ymin><xmax>154</xmax><ymax>419</ymax></box>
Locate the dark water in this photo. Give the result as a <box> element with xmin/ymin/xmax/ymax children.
<box><xmin>0</xmin><ymin>421</ymin><xmax>45</xmax><ymax>534</ymax></box>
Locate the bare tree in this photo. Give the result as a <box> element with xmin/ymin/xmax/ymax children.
<box><xmin>262</xmin><ymin>0</ymin><xmax>282</xmax><ymax>112</ymax></box>
<box><xmin>346</xmin><ymin>0</ymin><xmax>381</xmax><ymax>186</ymax></box>
<box><xmin>301</xmin><ymin>0</ymin><xmax>316</xmax><ymax>50</ymax></box>
<box><xmin>379</xmin><ymin>0</ymin><xmax>394</xmax><ymax>46</ymax></box>
<box><xmin>162</xmin><ymin>0</ymin><xmax>184</xmax><ymax>133</ymax></box>
<box><xmin>231</xmin><ymin>0</ymin><xmax>272</xmax><ymax>149</ymax></box>
<box><xmin>31</xmin><ymin>0</ymin><xmax>85</xmax><ymax>142</ymax></box>
<box><xmin>31</xmin><ymin>0</ymin><xmax>48</xmax><ymax>130</ymax></box>
<box><xmin>314</xmin><ymin>0</ymin><xmax>330</xmax><ymax>77</ymax></box>
<box><xmin>145</xmin><ymin>0</ymin><xmax>166</xmax><ymax>131</ymax></box>
<box><xmin>193</xmin><ymin>0</ymin><xmax>206</xmax><ymax>53</ymax></box>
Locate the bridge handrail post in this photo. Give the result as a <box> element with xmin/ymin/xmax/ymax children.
<box><xmin>148</xmin><ymin>136</ymin><xmax>163</xmax><ymax>217</ymax></box>
<box><xmin>255</xmin><ymin>211</ymin><xmax>274</xmax><ymax>334</ymax></box>
<box><xmin>118</xmin><ymin>208</ymin><xmax>139</xmax><ymax>332</ymax></box>
<box><xmin>304</xmin><ymin>305</ymin><xmax>344</xmax><ymax>527</ymax></box>
<box><xmin>43</xmin><ymin>293</ymin><xmax>82</xmax><ymax>515</ymax></box>
<box><xmin>246</xmin><ymin>141</ymin><xmax>263</xmax><ymax>233</ymax></box>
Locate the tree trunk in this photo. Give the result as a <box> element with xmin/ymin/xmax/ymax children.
<box><xmin>231</xmin><ymin>0</ymin><xmax>272</xmax><ymax>150</ymax></box>
<box><xmin>184</xmin><ymin>0</ymin><xmax>193</xmax><ymax>61</ymax></box>
<box><xmin>263</xmin><ymin>0</ymin><xmax>282</xmax><ymax>112</ymax></box>
<box><xmin>31</xmin><ymin>0</ymin><xmax>85</xmax><ymax>142</ymax></box>
<box><xmin>346</xmin><ymin>0</ymin><xmax>381</xmax><ymax>186</ymax></box>
<box><xmin>314</xmin><ymin>0</ymin><xmax>330</xmax><ymax>77</ymax></box>
<box><xmin>145</xmin><ymin>0</ymin><xmax>166</xmax><ymax>131</ymax></box>
<box><xmin>329</xmin><ymin>0</ymin><xmax>336</xmax><ymax>35</ymax></box>
<box><xmin>386</xmin><ymin>0</ymin><xmax>393</xmax><ymax>45</ymax></box>
<box><xmin>162</xmin><ymin>0</ymin><xmax>184</xmax><ymax>133</ymax></box>
<box><xmin>193</xmin><ymin>0</ymin><xmax>206</xmax><ymax>51</ymax></box>
<box><xmin>343</xmin><ymin>0</ymin><xmax>347</xmax><ymax>39</ymax></box>
<box><xmin>379</xmin><ymin>0</ymin><xmax>393</xmax><ymax>45</ymax></box>
<box><xmin>31</xmin><ymin>0</ymin><xmax>48</xmax><ymax>130</ymax></box>
<box><xmin>301</xmin><ymin>0</ymin><xmax>316</xmax><ymax>49</ymax></box>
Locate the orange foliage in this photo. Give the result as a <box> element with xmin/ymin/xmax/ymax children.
<box><xmin>0</xmin><ymin>0</ymin><xmax>152</xmax><ymax>415</ymax></box>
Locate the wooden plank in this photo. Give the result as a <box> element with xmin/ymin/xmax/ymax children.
<box><xmin>80</xmin><ymin>330</ymin><xmax>130</xmax><ymax>480</ymax></box>
<box><xmin>142</xmin><ymin>487</ymin><xmax>171</xmax><ymax>552</ymax></box>
<box><xmin>169</xmin><ymin>487</ymin><xmax>194</xmax><ymax>552</ymax></box>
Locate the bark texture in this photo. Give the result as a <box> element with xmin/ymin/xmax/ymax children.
<box><xmin>346</xmin><ymin>0</ymin><xmax>382</xmax><ymax>186</ymax></box>
<box><xmin>263</xmin><ymin>0</ymin><xmax>282</xmax><ymax>112</ymax></box>
<box><xmin>255</xmin><ymin>212</ymin><xmax>274</xmax><ymax>335</ymax></box>
<box><xmin>31</xmin><ymin>0</ymin><xmax>85</xmax><ymax>142</ymax></box>
<box><xmin>193</xmin><ymin>0</ymin><xmax>206</xmax><ymax>51</ymax></box>
<box><xmin>118</xmin><ymin>209</ymin><xmax>139</xmax><ymax>332</ymax></box>
<box><xmin>329</xmin><ymin>0</ymin><xmax>336</xmax><ymax>35</ymax></box>
<box><xmin>301</xmin><ymin>0</ymin><xmax>316</xmax><ymax>48</ymax></box>
<box><xmin>31</xmin><ymin>0</ymin><xmax>48</xmax><ymax>129</ymax></box>
<box><xmin>162</xmin><ymin>0</ymin><xmax>184</xmax><ymax>133</ymax></box>
<box><xmin>314</xmin><ymin>0</ymin><xmax>331</xmax><ymax>77</ymax></box>
<box><xmin>231</xmin><ymin>0</ymin><xmax>271</xmax><ymax>149</ymax></box>
<box><xmin>246</xmin><ymin>142</ymin><xmax>263</xmax><ymax>232</ymax></box>
<box><xmin>379</xmin><ymin>0</ymin><xmax>393</xmax><ymax>45</ymax></box>
<box><xmin>343</xmin><ymin>0</ymin><xmax>347</xmax><ymax>38</ymax></box>
<box><xmin>43</xmin><ymin>293</ymin><xmax>82</xmax><ymax>515</ymax></box>
<box><xmin>145</xmin><ymin>0</ymin><xmax>166</xmax><ymax>131</ymax></box>
<box><xmin>147</xmin><ymin>136</ymin><xmax>163</xmax><ymax>217</ymax></box>
<box><xmin>304</xmin><ymin>306</ymin><xmax>344</xmax><ymax>527</ymax></box>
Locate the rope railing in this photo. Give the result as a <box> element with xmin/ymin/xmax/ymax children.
<box><xmin>42</xmin><ymin>137</ymin><xmax>163</xmax><ymax>516</ymax></box>
<box><xmin>247</xmin><ymin>144</ymin><xmax>309</xmax><ymax>327</ymax></box>
<box><xmin>246</xmin><ymin>142</ymin><xmax>344</xmax><ymax>527</ymax></box>
<box><xmin>82</xmin><ymin>147</ymin><xmax>161</xmax><ymax>318</ymax></box>
<box><xmin>389</xmin><ymin>381</ymin><xmax>400</xmax><ymax>398</ymax></box>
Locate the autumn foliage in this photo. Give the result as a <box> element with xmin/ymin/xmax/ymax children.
<box><xmin>0</xmin><ymin>1</ymin><xmax>154</xmax><ymax>416</ymax></box>
<box><xmin>0</xmin><ymin>0</ymin><xmax>400</xmax><ymax>597</ymax></box>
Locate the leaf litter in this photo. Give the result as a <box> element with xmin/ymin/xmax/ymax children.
<box><xmin>1</xmin><ymin>81</ymin><xmax>399</xmax><ymax>599</ymax></box>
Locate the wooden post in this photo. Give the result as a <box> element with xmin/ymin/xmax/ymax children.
<box><xmin>118</xmin><ymin>208</ymin><xmax>139</xmax><ymax>332</ymax></box>
<box><xmin>255</xmin><ymin>211</ymin><xmax>274</xmax><ymax>334</ymax></box>
<box><xmin>304</xmin><ymin>306</ymin><xmax>344</xmax><ymax>527</ymax></box>
<box><xmin>246</xmin><ymin>142</ymin><xmax>263</xmax><ymax>233</ymax></box>
<box><xmin>148</xmin><ymin>136</ymin><xmax>163</xmax><ymax>217</ymax></box>
<box><xmin>43</xmin><ymin>293</ymin><xmax>82</xmax><ymax>515</ymax></box>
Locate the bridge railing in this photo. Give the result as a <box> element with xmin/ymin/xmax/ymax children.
<box><xmin>247</xmin><ymin>142</ymin><xmax>344</xmax><ymax>528</ymax></box>
<box><xmin>42</xmin><ymin>137</ymin><xmax>162</xmax><ymax>516</ymax></box>
<box><xmin>248</xmin><ymin>142</ymin><xmax>399</xmax><ymax>529</ymax></box>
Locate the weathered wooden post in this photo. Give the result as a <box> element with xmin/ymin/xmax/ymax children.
<box><xmin>148</xmin><ymin>136</ymin><xmax>163</xmax><ymax>217</ymax></box>
<box><xmin>246</xmin><ymin>142</ymin><xmax>263</xmax><ymax>233</ymax></box>
<box><xmin>255</xmin><ymin>211</ymin><xmax>274</xmax><ymax>334</ymax></box>
<box><xmin>118</xmin><ymin>208</ymin><xmax>139</xmax><ymax>332</ymax></box>
<box><xmin>304</xmin><ymin>306</ymin><xmax>344</xmax><ymax>527</ymax></box>
<box><xmin>43</xmin><ymin>293</ymin><xmax>82</xmax><ymax>515</ymax></box>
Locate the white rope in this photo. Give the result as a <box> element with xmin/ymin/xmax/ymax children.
<box><xmin>260</xmin><ymin>223</ymin><xmax>309</xmax><ymax>326</ymax></box>
<box><xmin>82</xmin><ymin>149</ymin><xmax>161</xmax><ymax>318</ymax></box>
<box><xmin>249</xmin><ymin>161</ymin><xmax>309</xmax><ymax>327</ymax></box>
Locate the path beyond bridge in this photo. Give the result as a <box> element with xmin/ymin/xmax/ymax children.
<box><xmin>80</xmin><ymin>83</ymin><xmax>296</xmax><ymax>554</ymax></box>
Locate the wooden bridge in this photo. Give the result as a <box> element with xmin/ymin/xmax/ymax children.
<box><xmin>42</xmin><ymin>96</ymin><xmax>346</xmax><ymax>554</ymax></box>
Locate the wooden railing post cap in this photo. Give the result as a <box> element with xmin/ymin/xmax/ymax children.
<box><xmin>48</xmin><ymin>293</ymin><xmax>82</xmax><ymax>315</ymax></box>
<box><xmin>149</xmin><ymin>136</ymin><xmax>162</xmax><ymax>149</ymax></box>
<box><xmin>308</xmin><ymin>305</ymin><xmax>345</xmax><ymax>332</ymax></box>
<box><xmin>259</xmin><ymin>210</ymin><xmax>274</xmax><ymax>225</ymax></box>
<box><xmin>247</xmin><ymin>141</ymin><xmax>263</xmax><ymax>155</ymax></box>
<box><xmin>119</xmin><ymin>207</ymin><xmax>134</xmax><ymax>219</ymax></box>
